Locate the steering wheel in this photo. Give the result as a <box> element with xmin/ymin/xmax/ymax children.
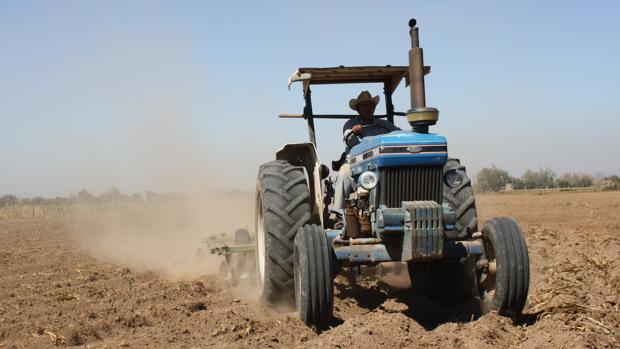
<box><xmin>360</xmin><ymin>124</ymin><xmax>394</xmax><ymax>133</ymax></box>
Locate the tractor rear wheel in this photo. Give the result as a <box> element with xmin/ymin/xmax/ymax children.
<box><xmin>442</xmin><ymin>158</ymin><xmax>478</xmax><ymax>240</ymax></box>
<box><xmin>255</xmin><ymin>160</ymin><xmax>312</xmax><ymax>306</ymax></box>
<box><xmin>294</xmin><ymin>224</ymin><xmax>333</xmax><ymax>331</ymax></box>
<box><xmin>478</xmin><ymin>217</ymin><xmax>530</xmax><ymax>318</ymax></box>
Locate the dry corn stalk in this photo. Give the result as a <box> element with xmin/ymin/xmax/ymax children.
<box><xmin>43</xmin><ymin>325</ymin><xmax>64</xmax><ymax>345</ymax></box>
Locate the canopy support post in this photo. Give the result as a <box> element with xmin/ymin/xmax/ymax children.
<box><xmin>384</xmin><ymin>82</ymin><xmax>395</xmax><ymax>124</ymax></box>
<box><xmin>303</xmin><ymin>87</ymin><xmax>317</xmax><ymax>146</ymax></box>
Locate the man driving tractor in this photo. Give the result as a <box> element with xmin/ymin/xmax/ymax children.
<box><xmin>342</xmin><ymin>90</ymin><xmax>401</xmax><ymax>149</ymax></box>
<box><xmin>334</xmin><ymin>91</ymin><xmax>401</xmax><ymax>209</ymax></box>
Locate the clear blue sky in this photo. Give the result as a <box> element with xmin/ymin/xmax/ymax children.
<box><xmin>1</xmin><ymin>1</ymin><xmax>619</xmax><ymax>197</ymax></box>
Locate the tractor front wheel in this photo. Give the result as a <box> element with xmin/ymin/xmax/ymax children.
<box><xmin>478</xmin><ymin>217</ymin><xmax>530</xmax><ymax>318</ymax></box>
<box><xmin>293</xmin><ymin>224</ymin><xmax>333</xmax><ymax>331</ymax></box>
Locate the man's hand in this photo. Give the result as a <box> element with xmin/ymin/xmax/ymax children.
<box><xmin>351</xmin><ymin>124</ymin><xmax>363</xmax><ymax>135</ymax></box>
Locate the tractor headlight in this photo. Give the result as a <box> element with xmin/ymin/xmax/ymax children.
<box><xmin>444</xmin><ymin>169</ymin><xmax>465</xmax><ymax>188</ymax></box>
<box><xmin>358</xmin><ymin>171</ymin><xmax>378</xmax><ymax>190</ymax></box>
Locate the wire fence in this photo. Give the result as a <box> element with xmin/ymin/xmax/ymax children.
<box><xmin>499</xmin><ymin>185</ymin><xmax>620</xmax><ymax>194</ymax></box>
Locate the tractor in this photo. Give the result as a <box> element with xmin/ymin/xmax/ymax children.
<box><xmin>254</xmin><ymin>19</ymin><xmax>530</xmax><ymax>330</ymax></box>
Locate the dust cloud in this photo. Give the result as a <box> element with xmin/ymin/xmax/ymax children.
<box><xmin>74</xmin><ymin>192</ymin><xmax>253</xmax><ymax>279</ymax></box>
<box><xmin>65</xmin><ymin>35</ymin><xmax>256</xmax><ymax>280</ymax></box>
<box><xmin>70</xmin><ymin>110</ymin><xmax>255</xmax><ymax>279</ymax></box>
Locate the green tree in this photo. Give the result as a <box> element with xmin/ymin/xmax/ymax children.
<box><xmin>476</xmin><ymin>165</ymin><xmax>514</xmax><ymax>192</ymax></box>
<box><xmin>521</xmin><ymin>168</ymin><xmax>556</xmax><ymax>189</ymax></box>
<box><xmin>511</xmin><ymin>178</ymin><xmax>525</xmax><ymax>190</ymax></box>
<box><xmin>557</xmin><ymin>173</ymin><xmax>593</xmax><ymax>188</ymax></box>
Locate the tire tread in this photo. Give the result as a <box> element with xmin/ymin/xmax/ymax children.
<box><xmin>481</xmin><ymin>217</ymin><xmax>530</xmax><ymax>318</ymax></box>
<box><xmin>256</xmin><ymin>160</ymin><xmax>312</xmax><ymax>305</ymax></box>
<box><xmin>294</xmin><ymin>224</ymin><xmax>333</xmax><ymax>330</ymax></box>
<box><xmin>443</xmin><ymin>158</ymin><xmax>478</xmax><ymax>240</ymax></box>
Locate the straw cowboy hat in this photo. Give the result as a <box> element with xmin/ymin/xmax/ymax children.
<box><xmin>349</xmin><ymin>91</ymin><xmax>380</xmax><ymax>111</ymax></box>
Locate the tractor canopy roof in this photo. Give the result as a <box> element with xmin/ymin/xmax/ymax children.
<box><xmin>281</xmin><ymin>65</ymin><xmax>431</xmax><ymax>146</ymax></box>
<box><xmin>280</xmin><ymin>19</ymin><xmax>437</xmax><ymax>147</ymax></box>
<box><xmin>287</xmin><ymin>65</ymin><xmax>431</xmax><ymax>94</ymax></box>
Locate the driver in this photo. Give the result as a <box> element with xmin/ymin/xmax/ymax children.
<box><xmin>342</xmin><ymin>91</ymin><xmax>400</xmax><ymax>150</ymax></box>
<box><xmin>334</xmin><ymin>91</ymin><xmax>400</xmax><ymax>209</ymax></box>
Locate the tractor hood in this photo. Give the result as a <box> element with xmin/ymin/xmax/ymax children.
<box><xmin>348</xmin><ymin>131</ymin><xmax>447</xmax><ymax>175</ymax></box>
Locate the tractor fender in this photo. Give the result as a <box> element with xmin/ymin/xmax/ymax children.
<box><xmin>275</xmin><ymin>143</ymin><xmax>324</xmax><ymax>226</ymax></box>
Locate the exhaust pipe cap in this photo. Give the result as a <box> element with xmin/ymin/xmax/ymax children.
<box><xmin>407</xmin><ymin>107</ymin><xmax>439</xmax><ymax>125</ymax></box>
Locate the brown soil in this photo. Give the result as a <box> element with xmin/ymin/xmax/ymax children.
<box><xmin>1</xmin><ymin>191</ymin><xmax>619</xmax><ymax>348</ymax></box>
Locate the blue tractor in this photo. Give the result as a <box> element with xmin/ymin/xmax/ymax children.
<box><xmin>255</xmin><ymin>19</ymin><xmax>529</xmax><ymax>330</ymax></box>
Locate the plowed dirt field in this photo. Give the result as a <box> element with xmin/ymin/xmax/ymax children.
<box><xmin>1</xmin><ymin>191</ymin><xmax>619</xmax><ymax>348</ymax></box>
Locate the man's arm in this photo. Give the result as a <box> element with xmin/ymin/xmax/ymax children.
<box><xmin>342</xmin><ymin>119</ymin><xmax>362</xmax><ymax>149</ymax></box>
<box><xmin>343</xmin><ymin>127</ymin><xmax>361</xmax><ymax>148</ymax></box>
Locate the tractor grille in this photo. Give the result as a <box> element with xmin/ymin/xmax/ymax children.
<box><xmin>378</xmin><ymin>167</ymin><xmax>443</xmax><ymax>207</ymax></box>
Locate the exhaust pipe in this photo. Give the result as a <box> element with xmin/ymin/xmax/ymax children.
<box><xmin>407</xmin><ymin>18</ymin><xmax>438</xmax><ymax>134</ymax></box>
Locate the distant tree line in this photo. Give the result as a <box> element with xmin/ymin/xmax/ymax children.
<box><xmin>0</xmin><ymin>187</ymin><xmax>184</xmax><ymax>207</ymax></box>
<box><xmin>475</xmin><ymin>165</ymin><xmax>620</xmax><ymax>192</ymax></box>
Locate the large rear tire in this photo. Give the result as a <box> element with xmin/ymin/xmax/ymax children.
<box><xmin>479</xmin><ymin>217</ymin><xmax>530</xmax><ymax>318</ymax></box>
<box><xmin>255</xmin><ymin>160</ymin><xmax>312</xmax><ymax>305</ymax></box>
<box><xmin>442</xmin><ymin>158</ymin><xmax>478</xmax><ymax>240</ymax></box>
<box><xmin>294</xmin><ymin>224</ymin><xmax>333</xmax><ymax>331</ymax></box>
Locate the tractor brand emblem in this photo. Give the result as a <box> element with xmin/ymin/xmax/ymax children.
<box><xmin>407</xmin><ymin>145</ymin><xmax>422</xmax><ymax>153</ymax></box>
